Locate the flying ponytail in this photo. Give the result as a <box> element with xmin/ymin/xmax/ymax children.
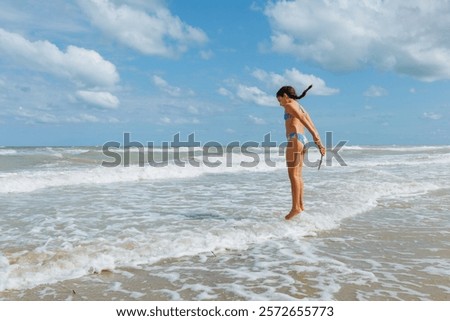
<box><xmin>296</xmin><ymin>84</ymin><xmax>313</xmax><ymax>100</ymax></box>
<box><xmin>276</xmin><ymin>84</ymin><xmax>313</xmax><ymax>100</ymax></box>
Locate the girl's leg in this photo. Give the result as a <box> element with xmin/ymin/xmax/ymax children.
<box><xmin>285</xmin><ymin>139</ymin><xmax>304</xmax><ymax>220</ymax></box>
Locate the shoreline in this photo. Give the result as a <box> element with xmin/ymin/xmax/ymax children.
<box><xmin>2</xmin><ymin>204</ymin><xmax>448</xmax><ymax>301</ymax></box>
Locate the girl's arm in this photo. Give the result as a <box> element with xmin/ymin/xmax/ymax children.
<box><xmin>285</xmin><ymin>103</ymin><xmax>325</xmax><ymax>155</ymax></box>
<box><xmin>285</xmin><ymin>103</ymin><xmax>321</xmax><ymax>143</ymax></box>
<box><xmin>303</xmin><ymin>107</ymin><xmax>323</xmax><ymax>145</ymax></box>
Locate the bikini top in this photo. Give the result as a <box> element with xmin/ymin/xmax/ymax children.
<box><xmin>284</xmin><ymin>105</ymin><xmax>306</xmax><ymax>120</ymax></box>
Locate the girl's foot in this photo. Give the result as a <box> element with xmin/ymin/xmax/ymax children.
<box><xmin>285</xmin><ymin>209</ymin><xmax>301</xmax><ymax>220</ymax></box>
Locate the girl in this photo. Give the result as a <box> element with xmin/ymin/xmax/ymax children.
<box><xmin>276</xmin><ymin>85</ymin><xmax>326</xmax><ymax>220</ymax></box>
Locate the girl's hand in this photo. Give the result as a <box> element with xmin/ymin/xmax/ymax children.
<box><xmin>319</xmin><ymin>145</ymin><xmax>326</xmax><ymax>156</ymax></box>
<box><xmin>315</xmin><ymin>141</ymin><xmax>326</xmax><ymax>156</ymax></box>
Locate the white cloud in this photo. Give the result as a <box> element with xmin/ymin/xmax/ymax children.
<box><xmin>265</xmin><ymin>0</ymin><xmax>450</xmax><ymax>81</ymax></box>
<box><xmin>152</xmin><ymin>75</ymin><xmax>180</xmax><ymax>96</ymax></box>
<box><xmin>187</xmin><ymin>105</ymin><xmax>199</xmax><ymax>114</ymax></box>
<box><xmin>200</xmin><ymin>50</ymin><xmax>214</xmax><ymax>60</ymax></box>
<box><xmin>364</xmin><ymin>86</ymin><xmax>388</xmax><ymax>97</ymax></box>
<box><xmin>78</xmin><ymin>0</ymin><xmax>208</xmax><ymax>58</ymax></box>
<box><xmin>14</xmin><ymin>107</ymin><xmax>108</xmax><ymax>124</ymax></box>
<box><xmin>217</xmin><ymin>87</ymin><xmax>233</xmax><ymax>98</ymax></box>
<box><xmin>76</xmin><ymin>90</ymin><xmax>120</xmax><ymax>109</ymax></box>
<box><xmin>160</xmin><ymin>116</ymin><xmax>171</xmax><ymax>124</ymax></box>
<box><xmin>252</xmin><ymin>68</ymin><xmax>339</xmax><ymax>96</ymax></box>
<box><xmin>0</xmin><ymin>28</ymin><xmax>119</xmax><ymax>87</ymax></box>
<box><xmin>15</xmin><ymin>108</ymin><xmax>59</xmax><ymax>124</ymax></box>
<box><xmin>223</xmin><ymin>68</ymin><xmax>339</xmax><ymax>106</ymax></box>
<box><xmin>221</xmin><ymin>68</ymin><xmax>337</xmax><ymax>107</ymax></box>
<box><xmin>152</xmin><ymin>75</ymin><xmax>185</xmax><ymax>97</ymax></box>
<box><xmin>236</xmin><ymin>85</ymin><xmax>274</xmax><ymax>107</ymax></box>
<box><xmin>423</xmin><ymin>112</ymin><xmax>443</xmax><ymax>120</ymax></box>
<box><xmin>248</xmin><ymin>115</ymin><xmax>266</xmax><ymax>125</ymax></box>
<box><xmin>158</xmin><ymin>116</ymin><xmax>200</xmax><ymax>125</ymax></box>
<box><xmin>0</xmin><ymin>3</ymin><xmax>28</xmax><ymax>24</ymax></box>
<box><xmin>77</xmin><ymin>113</ymin><xmax>101</xmax><ymax>123</ymax></box>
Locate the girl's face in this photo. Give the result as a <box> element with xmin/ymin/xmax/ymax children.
<box><xmin>277</xmin><ymin>94</ymin><xmax>288</xmax><ymax>107</ymax></box>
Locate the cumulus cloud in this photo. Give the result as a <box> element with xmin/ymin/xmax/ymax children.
<box><xmin>252</xmin><ymin>68</ymin><xmax>339</xmax><ymax>96</ymax></box>
<box><xmin>222</xmin><ymin>67</ymin><xmax>336</xmax><ymax>107</ymax></box>
<box><xmin>236</xmin><ymin>85</ymin><xmax>274</xmax><ymax>107</ymax></box>
<box><xmin>0</xmin><ymin>28</ymin><xmax>119</xmax><ymax>87</ymax></box>
<box><xmin>76</xmin><ymin>90</ymin><xmax>119</xmax><ymax>109</ymax></box>
<box><xmin>265</xmin><ymin>0</ymin><xmax>450</xmax><ymax>81</ymax></box>
<box><xmin>78</xmin><ymin>0</ymin><xmax>208</xmax><ymax>58</ymax></box>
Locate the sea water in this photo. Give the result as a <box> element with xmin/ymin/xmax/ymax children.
<box><xmin>0</xmin><ymin>145</ymin><xmax>449</xmax><ymax>300</ymax></box>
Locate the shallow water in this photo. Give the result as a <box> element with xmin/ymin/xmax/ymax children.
<box><xmin>0</xmin><ymin>145</ymin><xmax>449</xmax><ymax>300</ymax></box>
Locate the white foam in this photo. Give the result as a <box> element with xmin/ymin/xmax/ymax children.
<box><xmin>0</xmin><ymin>207</ymin><xmax>354</xmax><ymax>292</ymax></box>
<box><xmin>0</xmin><ymin>149</ymin><xmax>17</xmax><ymax>156</ymax></box>
<box><xmin>0</xmin><ymin>170</ymin><xmax>429</xmax><ymax>293</ymax></box>
<box><xmin>343</xmin><ymin>145</ymin><xmax>450</xmax><ymax>152</ymax></box>
<box><xmin>346</xmin><ymin>152</ymin><xmax>450</xmax><ymax>168</ymax></box>
<box><xmin>1</xmin><ymin>144</ymin><xmax>449</xmax><ymax>297</ymax></box>
<box><xmin>3</xmin><ymin>145</ymin><xmax>447</xmax><ymax>194</ymax></box>
<box><xmin>0</xmin><ymin>254</ymin><xmax>10</xmax><ymax>292</ymax></box>
<box><xmin>0</xmin><ymin>154</ymin><xmax>283</xmax><ymax>194</ymax></box>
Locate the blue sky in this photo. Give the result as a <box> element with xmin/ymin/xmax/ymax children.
<box><xmin>0</xmin><ymin>0</ymin><xmax>449</xmax><ymax>146</ymax></box>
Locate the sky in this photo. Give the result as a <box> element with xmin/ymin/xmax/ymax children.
<box><xmin>0</xmin><ymin>0</ymin><xmax>449</xmax><ymax>146</ymax></box>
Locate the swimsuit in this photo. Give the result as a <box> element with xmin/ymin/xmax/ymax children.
<box><xmin>284</xmin><ymin>105</ymin><xmax>308</xmax><ymax>145</ymax></box>
<box><xmin>284</xmin><ymin>104</ymin><xmax>306</xmax><ymax>120</ymax></box>
<box><xmin>288</xmin><ymin>132</ymin><xmax>308</xmax><ymax>145</ymax></box>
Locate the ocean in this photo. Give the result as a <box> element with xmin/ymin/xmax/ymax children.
<box><xmin>0</xmin><ymin>145</ymin><xmax>449</xmax><ymax>300</ymax></box>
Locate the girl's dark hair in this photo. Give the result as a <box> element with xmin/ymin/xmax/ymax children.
<box><xmin>276</xmin><ymin>84</ymin><xmax>313</xmax><ymax>100</ymax></box>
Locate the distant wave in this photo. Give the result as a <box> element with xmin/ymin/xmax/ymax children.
<box><xmin>0</xmin><ymin>149</ymin><xmax>18</xmax><ymax>155</ymax></box>
<box><xmin>2</xmin><ymin>145</ymin><xmax>450</xmax><ymax>193</ymax></box>
<box><xmin>343</xmin><ymin>145</ymin><xmax>450</xmax><ymax>152</ymax></box>
<box><xmin>0</xmin><ymin>159</ymin><xmax>281</xmax><ymax>194</ymax></box>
